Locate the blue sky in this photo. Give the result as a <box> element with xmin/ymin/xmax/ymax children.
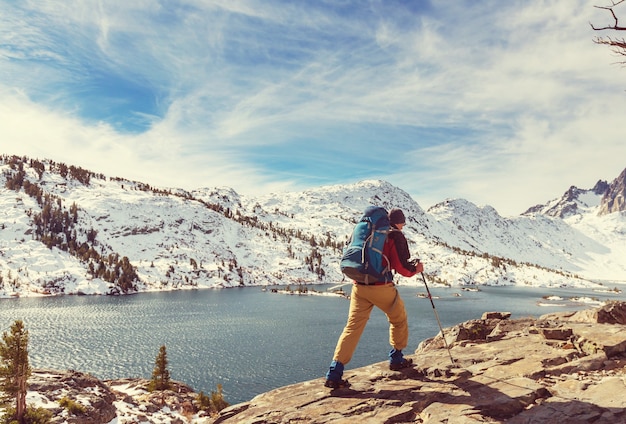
<box><xmin>1</xmin><ymin>0</ymin><xmax>625</xmax><ymax>216</ymax></box>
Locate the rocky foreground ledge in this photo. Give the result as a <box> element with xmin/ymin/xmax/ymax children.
<box><xmin>213</xmin><ymin>302</ymin><xmax>626</xmax><ymax>424</ymax></box>
<box><xmin>17</xmin><ymin>302</ymin><xmax>626</xmax><ymax>423</ymax></box>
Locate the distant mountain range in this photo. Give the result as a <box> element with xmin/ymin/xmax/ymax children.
<box><xmin>1</xmin><ymin>154</ymin><xmax>624</xmax><ymax>297</ymax></box>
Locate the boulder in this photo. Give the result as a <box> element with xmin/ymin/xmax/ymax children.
<box><xmin>541</xmin><ymin>300</ymin><xmax>626</xmax><ymax>324</ymax></box>
<box><xmin>28</xmin><ymin>369</ymin><xmax>117</xmax><ymax>424</ymax></box>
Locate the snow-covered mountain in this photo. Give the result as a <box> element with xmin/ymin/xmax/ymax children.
<box><xmin>1</xmin><ymin>154</ymin><xmax>625</xmax><ymax>298</ymax></box>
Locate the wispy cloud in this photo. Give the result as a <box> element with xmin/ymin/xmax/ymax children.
<box><xmin>1</xmin><ymin>0</ymin><xmax>625</xmax><ymax>215</ymax></box>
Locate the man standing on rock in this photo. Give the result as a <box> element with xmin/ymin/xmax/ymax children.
<box><xmin>325</xmin><ymin>208</ymin><xmax>423</xmax><ymax>388</ymax></box>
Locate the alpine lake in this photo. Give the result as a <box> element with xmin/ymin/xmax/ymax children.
<box><xmin>1</xmin><ymin>283</ymin><xmax>624</xmax><ymax>405</ymax></box>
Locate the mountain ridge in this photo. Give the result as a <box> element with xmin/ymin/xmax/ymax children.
<box><xmin>1</xmin><ymin>154</ymin><xmax>625</xmax><ymax>298</ymax></box>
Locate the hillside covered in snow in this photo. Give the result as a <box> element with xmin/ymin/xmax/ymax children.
<box><xmin>1</xmin><ymin>154</ymin><xmax>625</xmax><ymax>297</ymax></box>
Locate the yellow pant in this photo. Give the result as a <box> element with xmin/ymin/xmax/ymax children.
<box><xmin>332</xmin><ymin>283</ymin><xmax>408</xmax><ymax>365</ymax></box>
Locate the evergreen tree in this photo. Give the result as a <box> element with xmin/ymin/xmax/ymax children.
<box><xmin>149</xmin><ymin>345</ymin><xmax>171</xmax><ymax>391</ymax></box>
<box><xmin>196</xmin><ymin>384</ymin><xmax>229</xmax><ymax>414</ymax></box>
<box><xmin>209</xmin><ymin>384</ymin><xmax>229</xmax><ymax>412</ymax></box>
<box><xmin>0</xmin><ymin>320</ymin><xmax>31</xmax><ymax>424</ymax></box>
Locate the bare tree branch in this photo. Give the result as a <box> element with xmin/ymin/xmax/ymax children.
<box><xmin>591</xmin><ymin>1</ymin><xmax>626</xmax><ymax>62</ymax></box>
<box><xmin>591</xmin><ymin>0</ymin><xmax>626</xmax><ymax>29</ymax></box>
<box><xmin>594</xmin><ymin>36</ymin><xmax>626</xmax><ymax>55</ymax></box>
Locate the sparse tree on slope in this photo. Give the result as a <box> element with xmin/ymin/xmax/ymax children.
<box><xmin>196</xmin><ymin>384</ymin><xmax>230</xmax><ymax>415</ymax></box>
<box><xmin>149</xmin><ymin>345</ymin><xmax>171</xmax><ymax>392</ymax></box>
<box><xmin>0</xmin><ymin>320</ymin><xmax>31</xmax><ymax>424</ymax></box>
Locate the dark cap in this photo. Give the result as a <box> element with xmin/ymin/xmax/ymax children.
<box><xmin>388</xmin><ymin>208</ymin><xmax>406</xmax><ymax>225</ymax></box>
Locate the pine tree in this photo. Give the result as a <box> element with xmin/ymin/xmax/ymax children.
<box><xmin>149</xmin><ymin>345</ymin><xmax>171</xmax><ymax>391</ymax></box>
<box><xmin>209</xmin><ymin>384</ymin><xmax>229</xmax><ymax>412</ymax></box>
<box><xmin>196</xmin><ymin>384</ymin><xmax>230</xmax><ymax>414</ymax></box>
<box><xmin>0</xmin><ymin>320</ymin><xmax>31</xmax><ymax>424</ymax></box>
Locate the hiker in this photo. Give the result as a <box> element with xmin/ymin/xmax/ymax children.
<box><xmin>325</xmin><ymin>208</ymin><xmax>423</xmax><ymax>388</ymax></box>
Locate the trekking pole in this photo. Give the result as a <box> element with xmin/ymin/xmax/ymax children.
<box><xmin>420</xmin><ymin>272</ymin><xmax>455</xmax><ymax>366</ymax></box>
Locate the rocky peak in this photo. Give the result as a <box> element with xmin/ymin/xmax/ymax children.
<box><xmin>213</xmin><ymin>302</ymin><xmax>626</xmax><ymax>423</ymax></box>
<box><xmin>592</xmin><ymin>179</ymin><xmax>610</xmax><ymax>195</ymax></box>
<box><xmin>523</xmin><ymin>181</ymin><xmax>608</xmax><ymax>219</ymax></box>
<box><xmin>598</xmin><ymin>167</ymin><xmax>626</xmax><ymax>216</ymax></box>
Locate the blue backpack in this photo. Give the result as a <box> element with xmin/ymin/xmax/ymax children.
<box><xmin>340</xmin><ymin>206</ymin><xmax>393</xmax><ymax>284</ymax></box>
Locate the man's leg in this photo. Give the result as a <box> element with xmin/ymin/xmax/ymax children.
<box><xmin>374</xmin><ymin>285</ymin><xmax>410</xmax><ymax>367</ymax></box>
<box><xmin>326</xmin><ymin>285</ymin><xmax>373</xmax><ymax>383</ymax></box>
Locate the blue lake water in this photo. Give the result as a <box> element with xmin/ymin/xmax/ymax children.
<box><xmin>1</xmin><ymin>284</ymin><xmax>624</xmax><ymax>405</ymax></box>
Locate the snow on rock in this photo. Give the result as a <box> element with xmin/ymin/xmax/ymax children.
<box><xmin>13</xmin><ymin>369</ymin><xmax>213</xmax><ymax>424</ymax></box>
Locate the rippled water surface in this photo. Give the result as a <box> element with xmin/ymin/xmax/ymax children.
<box><xmin>1</xmin><ymin>284</ymin><xmax>624</xmax><ymax>404</ymax></box>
